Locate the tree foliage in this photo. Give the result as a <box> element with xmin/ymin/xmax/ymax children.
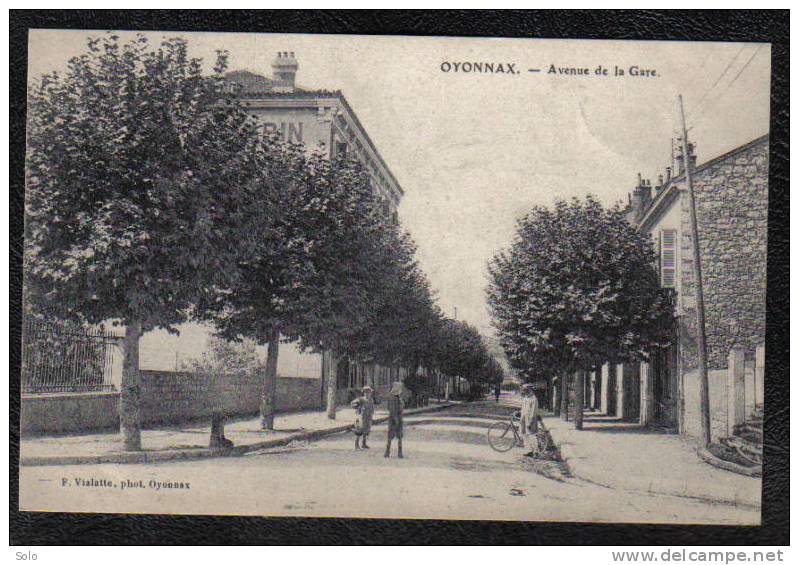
<box><xmin>487</xmin><ymin>196</ymin><xmax>674</xmax><ymax>378</ymax></box>
<box><xmin>434</xmin><ymin>319</ymin><xmax>503</xmax><ymax>387</ymax></box>
<box><xmin>25</xmin><ymin>33</ymin><xmax>264</xmax><ymax>332</ymax></box>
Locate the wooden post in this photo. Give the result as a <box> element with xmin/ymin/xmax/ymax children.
<box><xmin>679</xmin><ymin>94</ymin><xmax>712</xmax><ymax>447</ymax></box>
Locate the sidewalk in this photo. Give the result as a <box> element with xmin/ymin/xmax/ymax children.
<box><xmin>20</xmin><ymin>401</ymin><xmax>456</xmax><ymax>467</ymax></box>
<box><xmin>544</xmin><ymin>413</ymin><xmax>762</xmax><ymax>509</ymax></box>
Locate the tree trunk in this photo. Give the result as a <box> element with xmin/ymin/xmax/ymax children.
<box><xmin>325</xmin><ymin>352</ymin><xmax>338</xmax><ymax>419</ymax></box>
<box><xmin>560</xmin><ymin>372</ymin><xmax>569</xmax><ymax>421</ymax></box>
<box><xmin>260</xmin><ymin>326</ymin><xmax>280</xmax><ymax>430</ymax></box>
<box><xmin>575</xmin><ymin>370</ymin><xmax>585</xmax><ymax>430</ymax></box>
<box><xmin>120</xmin><ymin>320</ymin><xmax>142</xmax><ymax>451</ymax></box>
<box><xmin>551</xmin><ymin>376</ymin><xmax>561</xmax><ymax>416</ymax></box>
<box><xmin>209</xmin><ymin>411</ymin><xmax>233</xmax><ymax>449</ymax></box>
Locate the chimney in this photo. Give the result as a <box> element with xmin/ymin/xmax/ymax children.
<box><xmin>630</xmin><ymin>173</ymin><xmax>653</xmax><ymax>221</ymax></box>
<box><xmin>675</xmin><ymin>140</ymin><xmax>696</xmax><ymax>175</ymax></box>
<box><xmin>665</xmin><ymin>166</ymin><xmax>672</xmax><ymax>183</ymax></box>
<box><xmin>688</xmin><ymin>142</ymin><xmax>697</xmax><ymax>170</ymax></box>
<box><xmin>271</xmin><ymin>51</ymin><xmax>299</xmax><ymax>91</ymax></box>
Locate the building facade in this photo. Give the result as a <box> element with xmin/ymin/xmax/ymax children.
<box><xmin>224</xmin><ymin>52</ymin><xmax>403</xmax><ymax>222</ymax></box>
<box><xmin>594</xmin><ymin>135</ymin><xmax>768</xmax><ymax>441</ymax></box>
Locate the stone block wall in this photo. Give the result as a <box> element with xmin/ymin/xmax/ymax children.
<box><xmin>21</xmin><ymin>371</ymin><xmax>325</xmax><ymax>435</ymax></box>
<box><xmin>139</xmin><ymin>370</ymin><xmax>323</xmax><ymax>426</ymax></box>
<box><xmin>682</xmin><ymin>369</ymin><xmax>728</xmax><ymax>442</ymax></box>
<box><xmin>21</xmin><ymin>392</ymin><xmax>120</xmax><ymax>435</ymax></box>
<box><xmin>678</xmin><ymin>137</ymin><xmax>768</xmax><ymax>370</ymax></box>
<box><xmin>682</xmin><ymin>365</ymin><xmax>757</xmax><ymax>442</ymax></box>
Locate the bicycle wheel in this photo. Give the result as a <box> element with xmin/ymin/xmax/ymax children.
<box><xmin>487</xmin><ymin>421</ymin><xmax>518</xmax><ymax>452</ymax></box>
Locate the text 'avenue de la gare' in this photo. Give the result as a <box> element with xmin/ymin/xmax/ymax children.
<box><xmin>546</xmin><ymin>64</ymin><xmax>659</xmax><ymax>77</ymax></box>
<box><xmin>438</xmin><ymin>61</ymin><xmax>658</xmax><ymax>78</ymax></box>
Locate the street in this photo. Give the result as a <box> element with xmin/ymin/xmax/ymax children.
<box><xmin>19</xmin><ymin>400</ymin><xmax>759</xmax><ymax>524</ymax></box>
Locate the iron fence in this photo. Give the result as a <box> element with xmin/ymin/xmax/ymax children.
<box><xmin>21</xmin><ymin>318</ymin><xmax>122</xmax><ymax>394</ymax></box>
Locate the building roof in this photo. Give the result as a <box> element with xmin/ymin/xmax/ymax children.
<box><xmin>637</xmin><ymin>134</ymin><xmax>769</xmax><ymax>231</ymax></box>
<box><xmin>224</xmin><ymin>69</ymin><xmax>404</xmax><ymax>198</ymax></box>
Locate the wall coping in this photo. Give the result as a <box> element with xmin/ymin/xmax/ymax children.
<box><xmin>22</xmin><ymin>391</ymin><xmax>120</xmax><ymax>401</ymax></box>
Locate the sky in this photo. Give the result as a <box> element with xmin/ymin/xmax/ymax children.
<box><xmin>27</xmin><ymin>31</ymin><xmax>771</xmax><ymax>370</ymax></box>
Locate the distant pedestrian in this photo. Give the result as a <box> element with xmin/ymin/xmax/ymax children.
<box><xmin>519</xmin><ymin>384</ymin><xmax>539</xmax><ymax>451</ymax></box>
<box><xmin>351</xmin><ymin>385</ymin><xmax>375</xmax><ymax>449</ymax></box>
<box><xmin>495</xmin><ymin>385</ymin><xmax>501</xmax><ymax>403</ymax></box>
<box><xmin>384</xmin><ymin>381</ymin><xmax>405</xmax><ymax>458</ymax></box>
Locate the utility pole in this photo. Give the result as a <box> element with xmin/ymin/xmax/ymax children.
<box><xmin>453</xmin><ymin>306</ymin><xmax>458</xmax><ymax>320</ymax></box>
<box><xmin>678</xmin><ymin>94</ymin><xmax>712</xmax><ymax>447</ymax></box>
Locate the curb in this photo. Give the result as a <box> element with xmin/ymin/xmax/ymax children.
<box><xmin>544</xmin><ymin>418</ymin><xmax>761</xmax><ymax>509</ymax></box>
<box><xmin>697</xmin><ymin>447</ymin><xmax>762</xmax><ymax>478</ymax></box>
<box><xmin>20</xmin><ymin>403</ymin><xmax>455</xmax><ymax>467</ymax></box>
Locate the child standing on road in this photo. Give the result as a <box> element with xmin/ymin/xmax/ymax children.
<box><xmin>351</xmin><ymin>386</ymin><xmax>375</xmax><ymax>449</ymax></box>
<box><xmin>384</xmin><ymin>381</ymin><xmax>405</xmax><ymax>458</ymax></box>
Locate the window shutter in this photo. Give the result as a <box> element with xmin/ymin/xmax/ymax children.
<box><xmin>660</xmin><ymin>229</ymin><xmax>677</xmax><ymax>288</ymax></box>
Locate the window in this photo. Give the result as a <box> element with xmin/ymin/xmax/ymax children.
<box><xmin>660</xmin><ymin>229</ymin><xmax>677</xmax><ymax>288</ymax></box>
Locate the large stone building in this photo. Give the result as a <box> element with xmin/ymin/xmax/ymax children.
<box><xmin>592</xmin><ymin>135</ymin><xmax>768</xmax><ymax>442</ymax></box>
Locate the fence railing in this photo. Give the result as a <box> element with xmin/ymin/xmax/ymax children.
<box><xmin>21</xmin><ymin>319</ymin><xmax>122</xmax><ymax>394</ymax></box>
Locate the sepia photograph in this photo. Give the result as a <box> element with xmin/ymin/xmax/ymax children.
<box><xmin>11</xmin><ymin>14</ymin><xmax>784</xmax><ymax>539</ymax></box>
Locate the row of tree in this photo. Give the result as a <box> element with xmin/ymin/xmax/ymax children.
<box><xmin>25</xmin><ymin>34</ymin><xmax>502</xmax><ymax>450</ymax></box>
<box><xmin>486</xmin><ymin>196</ymin><xmax>674</xmax><ymax>429</ymax></box>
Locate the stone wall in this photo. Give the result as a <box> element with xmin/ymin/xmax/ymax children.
<box><xmin>21</xmin><ymin>372</ymin><xmax>325</xmax><ymax>435</ymax></box>
<box><xmin>139</xmin><ymin>370</ymin><xmax>324</xmax><ymax>426</ymax></box>
<box><xmin>677</xmin><ymin>137</ymin><xmax>768</xmax><ymax>370</ymax></box>
<box><xmin>682</xmin><ymin>364</ymin><xmax>757</xmax><ymax>442</ymax></box>
<box><xmin>21</xmin><ymin>392</ymin><xmax>120</xmax><ymax>435</ymax></box>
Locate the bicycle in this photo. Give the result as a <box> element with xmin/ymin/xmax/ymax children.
<box><xmin>487</xmin><ymin>412</ymin><xmax>550</xmax><ymax>457</ymax></box>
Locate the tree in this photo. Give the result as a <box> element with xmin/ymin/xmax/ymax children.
<box><xmin>25</xmin><ymin>34</ymin><xmax>265</xmax><ymax>449</ymax></box>
<box><xmin>349</xmin><ymin>230</ymin><xmax>442</xmax><ymax>382</ymax></box>
<box><xmin>196</xmin><ymin>134</ymin><xmax>308</xmax><ymax>430</ymax></box>
<box><xmin>434</xmin><ymin>319</ymin><xmax>498</xmax><ymax>399</ymax></box>
<box><xmin>278</xmin><ymin>151</ymin><xmax>398</xmax><ymax>419</ymax></box>
<box><xmin>183</xmin><ymin>337</ymin><xmax>264</xmax><ymax>447</ymax></box>
<box><xmin>487</xmin><ymin>196</ymin><xmax>674</xmax><ymax>429</ymax></box>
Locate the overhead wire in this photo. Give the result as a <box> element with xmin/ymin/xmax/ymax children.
<box><xmin>687</xmin><ymin>45</ymin><xmax>764</xmax><ymax>131</ymax></box>
<box><xmin>686</xmin><ymin>44</ymin><xmax>747</xmax><ymax>121</ymax></box>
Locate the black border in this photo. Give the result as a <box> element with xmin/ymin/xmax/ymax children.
<box><xmin>9</xmin><ymin>9</ymin><xmax>789</xmax><ymax>546</ymax></box>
